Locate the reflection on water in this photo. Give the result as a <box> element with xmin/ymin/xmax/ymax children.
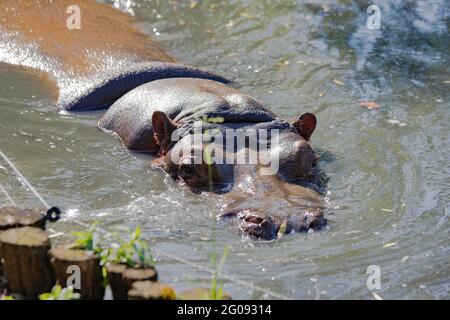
<box><xmin>0</xmin><ymin>0</ymin><xmax>449</xmax><ymax>299</ymax></box>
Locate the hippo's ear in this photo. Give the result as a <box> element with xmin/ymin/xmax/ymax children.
<box><xmin>152</xmin><ymin>111</ymin><xmax>177</xmax><ymax>155</ymax></box>
<box><xmin>292</xmin><ymin>113</ymin><xmax>317</xmax><ymax>141</ymax></box>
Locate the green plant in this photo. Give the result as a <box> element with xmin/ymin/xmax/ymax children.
<box><xmin>208</xmin><ymin>244</ymin><xmax>230</xmax><ymax>300</ymax></box>
<box><xmin>0</xmin><ymin>295</ymin><xmax>14</xmax><ymax>300</ymax></box>
<box><xmin>70</xmin><ymin>220</ymin><xmax>101</xmax><ymax>253</ymax></box>
<box><xmin>103</xmin><ymin>226</ymin><xmax>154</xmax><ymax>268</ymax></box>
<box><xmin>38</xmin><ymin>285</ymin><xmax>80</xmax><ymax>300</ymax></box>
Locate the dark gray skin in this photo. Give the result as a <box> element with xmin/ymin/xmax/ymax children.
<box><xmin>98</xmin><ymin>78</ymin><xmax>277</xmax><ymax>151</ymax></box>
<box><xmin>58</xmin><ymin>62</ymin><xmax>230</xmax><ymax>111</ymax></box>
<box><xmin>219</xmin><ymin>170</ymin><xmax>327</xmax><ymax>240</ymax></box>
<box><xmin>98</xmin><ymin>77</ymin><xmax>326</xmax><ymax>240</ymax></box>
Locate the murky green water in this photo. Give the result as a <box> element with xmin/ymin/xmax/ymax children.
<box><xmin>0</xmin><ymin>0</ymin><xmax>449</xmax><ymax>299</ymax></box>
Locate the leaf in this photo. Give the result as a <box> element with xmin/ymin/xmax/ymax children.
<box><xmin>277</xmin><ymin>220</ymin><xmax>287</xmax><ymax>239</ymax></box>
<box><xmin>360</xmin><ymin>101</ymin><xmax>381</xmax><ymax>110</ymax></box>
<box><xmin>333</xmin><ymin>79</ymin><xmax>345</xmax><ymax>86</ymax></box>
<box><xmin>372</xmin><ymin>292</ymin><xmax>383</xmax><ymax>300</ymax></box>
<box><xmin>239</xmin><ymin>12</ymin><xmax>255</xmax><ymax>19</ymax></box>
<box><xmin>190</xmin><ymin>1</ymin><xmax>198</xmax><ymax>10</ymax></box>
<box><xmin>383</xmin><ymin>242</ymin><xmax>397</xmax><ymax>248</ymax></box>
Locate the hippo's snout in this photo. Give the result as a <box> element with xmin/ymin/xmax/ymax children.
<box><xmin>240</xmin><ymin>214</ymin><xmax>278</xmax><ymax>240</ymax></box>
<box><xmin>224</xmin><ymin>209</ymin><xmax>327</xmax><ymax>240</ymax></box>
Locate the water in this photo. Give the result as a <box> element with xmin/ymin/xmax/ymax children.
<box><xmin>1</xmin><ymin>0</ymin><xmax>449</xmax><ymax>299</ymax></box>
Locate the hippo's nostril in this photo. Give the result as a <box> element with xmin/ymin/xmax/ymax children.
<box><xmin>244</xmin><ymin>216</ymin><xmax>264</xmax><ymax>224</ymax></box>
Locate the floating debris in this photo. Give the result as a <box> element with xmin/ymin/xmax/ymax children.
<box><xmin>387</xmin><ymin>119</ymin><xmax>407</xmax><ymax>127</ymax></box>
<box><xmin>360</xmin><ymin>101</ymin><xmax>381</xmax><ymax>110</ymax></box>
<box><xmin>372</xmin><ymin>291</ymin><xmax>383</xmax><ymax>300</ymax></box>
<box><xmin>240</xmin><ymin>12</ymin><xmax>255</xmax><ymax>19</ymax></box>
<box><xmin>333</xmin><ymin>79</ymin><xmax>345</xmax><ymax>86</ymax></box>
<box><xmin>383</xmin><ymin>242</ymin><xmax>397</xmax><ymax>248</ymax></box>
<box><xmin>401</xmin><ymin>256</ymin><xmax>410</xmax><ymax>263</ymax></box>
<box><xmin>344</xmin><ymin>230</ymin><xmax>362</xmax><ymax>235</ymax></box>
<box><xmin>277</xmin><ymin>220</ymin><xmax>287</xmax><ymax>239</ymax></box>
<box><xmin>381</xmin><ymin>208</ymin><xmax>393</xmax><ymax>212</ymax></box>
<box><xmin>387</xmin><ymin>119</ymin><xmax>401</xmax><ymax>125</ymax></box>
<box><xmin>189</xmin><ymin>1</ymin><xmax>198</xmax><ymax>10</ymax></box>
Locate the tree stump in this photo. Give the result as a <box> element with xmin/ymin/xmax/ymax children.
<box><xmin>107</xmin><ymin>264</ymin><xmax>158</xmax><ymax>300</ymax></box>
<box><xmin>0</xmin><ymin>272</ymin><xmax>8</xmax><ymax>297</ymax></box>
<box><xmin>177</xmin><ymin>287</ymin><xmax>232</xmax><ymax>300</ymax></box>
<box><xmin>0</xmin><ymin>227</ymin><xmax>54</xmax><ymax>298</ymax></box>
<box><xmin>49</xmin><ymin>245</ymin><xmax>104</xmax><ymax>300</ymax></box>
<box><xmin>0</xmin><ymin>206</ymin><xmax>47</xmax><ymax>230</ymax></box>
<box><xmin>128</xmin><ymin>281</ymin><xmax>176</xmax><ymax>300</ymax></box>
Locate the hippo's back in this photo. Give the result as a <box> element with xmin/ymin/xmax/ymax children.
<box><xmin>98</xmin><ymin>78</ymin><xmax>277</xmax><ymax>152</ymax></box>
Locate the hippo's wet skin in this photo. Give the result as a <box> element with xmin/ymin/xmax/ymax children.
<box><xmin>99</xmin><ymin>78</ymin><xmax>327</xmax><ymax>240</ymax></box>
<box><xmin>218</xmin><ymin>167</ymin><xmax>328</xmax><ymax>240</ymax></box>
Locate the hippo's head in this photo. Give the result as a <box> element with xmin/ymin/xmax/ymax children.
<box><xmin>150</xmin><ymin>110</ymin><xmax>320</xmax><ymax>194</ymax></box>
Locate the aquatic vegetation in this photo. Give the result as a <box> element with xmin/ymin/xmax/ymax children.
<box><xmin>101</xmin><ymin>226</ymin><xmax>154</xmax><ymax>268</ymax></box>
<box><xmin>70</xmin><ymin>222</ymin><xmax>155</xmax><ymax>287</ymax></box>
<box><xmin>70</xmin><ymin>220</ymin><xmax>102</xmax><ymax>253</ymax></box>
<box><xmin>38</xmin><ymin>285</ymin><xmax>80</xmax><ymax>300</ymax></box>
<box><xmin>208</xmin><ymin>245</ymin><xmax>230</xmax><ymax>300</ymax></box>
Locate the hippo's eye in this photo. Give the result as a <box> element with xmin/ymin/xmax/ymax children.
<box><xmin>179</xmin><ymin>164</ymin><xmax>196</xmax><ymax>177</ymax></box>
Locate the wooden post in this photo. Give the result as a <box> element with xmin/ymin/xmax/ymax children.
<box><xmin>127</xmin><ymin>281</ymin><xmax>176</xmax><ymax>300</ymax></box>
<box><xmin>0</xmin><ymin>227</ymin><xmax>54</xmax><ymax>298</ymax></box>
<box><xmin>107</xmin><ymin>264</ymin><xmax>158</xmax><ymax>300</ymax></box>
<box><xmin>0</xmin><ymin>268</ymin><xmax>7</xmax><ymax>297</ymax></box>
<box><xmin>0</xmin><ymin>206</ymin><xmax>47</xmax><ymax>230</ymax></box>
<box><xmin>106</xmin><ymin>264</ymin><xmax>127</xmax><ymax>300</ymax></box>
<box><xmin>49</xmin><ymin>245</ymin><xmax>105</xmax><ymax>300</ymax></box>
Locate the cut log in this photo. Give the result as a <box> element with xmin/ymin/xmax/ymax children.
<box><xmin>0</xmin><ymin>227</ymin><xmax>54</xmax><ymax>298</ymax></box>
<box><xmin>177</xmin><ymin>288</ymin><xmax>232</xmax><ymax>300</ymax></box>
<box><xmin>0</xmin><ymin>272</ymin><xmax>7</xmax><ymax>296</ymax></box>
<box><xmin>0</xmin><ymin>206</ymin><xmax>47</xmax><ymax>230</ymax></box>
<box><xmin>127</xmin><ymin>281</ymin><xmax>176</xmax><ymax>300</ymax></box>
<box><xmin>106</xmin><ymin>264</ymin><xmax>127</xmax><ymax>300</ymax></box>
<box><xmin>49</xmin><ymin>245</ymin><xmax>104</xmax><ymax>300</ymax></box>
<box><xmin>107</xmin><ymin>264</ymin><xmax>158</xmax><ymax>300</ymax></box>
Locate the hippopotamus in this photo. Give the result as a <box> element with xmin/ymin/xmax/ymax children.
<box><xmin>97</xmin><ymin>78</ymin><xmax>327</xmax><ymax>239</ymax></box>
<box><xmin>1</xmin><ymin>0</ymin><xmax>327</xmax><ymax>240</ymax></box>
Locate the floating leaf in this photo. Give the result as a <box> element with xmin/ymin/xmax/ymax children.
<box><xmin>401</xmin><ymin>256</ymin><xmax>410</xmax><ymax>263</ymax></box>
<box><xmin>239</xmin><ymin>12</ymin><xmax>255</xmax><ymax>19</ymax></box>
<box><xmin>360</xmin><ymin>101</ymin><xmax>381</xmax><ymax>110</ymax></box>
<box><xmin>383</xmin><ymin>242</ymin><xmax>397</xmax><ymax>248</ymax></box>
<box><xmin>277</xmin><ymin>220</ymin><xmax>287</xmax><ymax>239</ymax></box>
<box><xmin>372</xmin><ymin>291</ymin><xmax>383</xmax><ymax>300</ymax></box>
<box><xmin>190</xmin><ymin>1</ymin><xmax>198</xmax><ymax>9</ymax></box>
<box><xmin>387</xmin><ymin>119</ymin><xmax>401</xmax><ymax>125</ymax></box>
<box><xmin>333</xmin><ymin>79</ymin><xmax>345</xmax><ymax>86</ymax></box>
